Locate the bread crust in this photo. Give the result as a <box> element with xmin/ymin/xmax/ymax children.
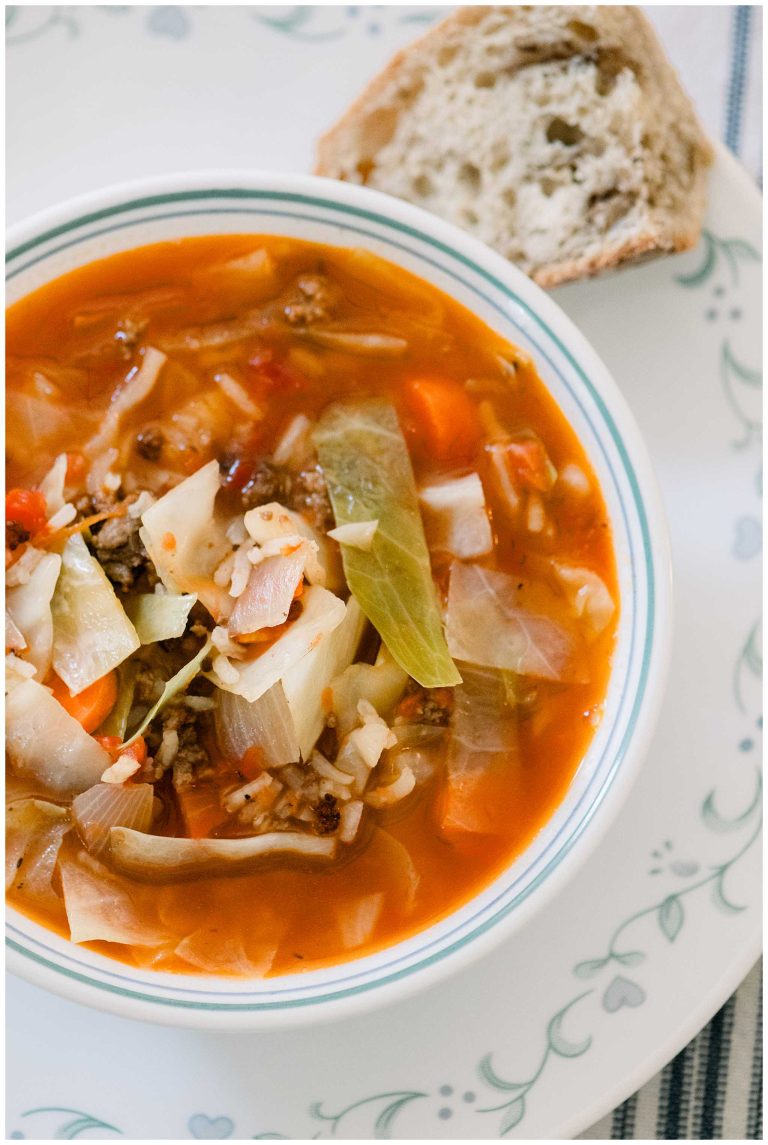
<box><xmin>316</xmin><ymin>6</ymin><xmax>713</xmax><ymax>288</ymax></box>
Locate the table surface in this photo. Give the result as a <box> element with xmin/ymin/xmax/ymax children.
<box><xmin>6</xmin><ymin>6</ymin><xmax>762</xmax><ymax>1140</ymax></box>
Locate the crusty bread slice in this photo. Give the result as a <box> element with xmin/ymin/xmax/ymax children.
<box><xmin>316</xmin><ymin>6</ymin><xmax>713</xmax><ymax>287</ymax></box>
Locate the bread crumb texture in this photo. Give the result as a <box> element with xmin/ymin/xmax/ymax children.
<box><xmin>316</xmin><ymin>6</ymin><xmax>713</xmax><ymax>286</ymax></box>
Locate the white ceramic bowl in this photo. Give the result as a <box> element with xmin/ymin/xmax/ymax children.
<box><xmin>6</xmin><ymin>171</ymin><xmax>672</xmax><ymax>1029</ymax></box>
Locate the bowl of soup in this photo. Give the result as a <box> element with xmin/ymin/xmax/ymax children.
<box><xmin>5</xmin><ymin>172</ymin><xmax>671</xmax><ymax>1028</ymax></box>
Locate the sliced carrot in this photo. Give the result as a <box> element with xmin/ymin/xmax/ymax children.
<box><xmin>177</xmin><ymin>784</ymin><xmax>229</xmax><ymax>839</ymax></box>
<box><xmin>402</xmin><ymin>377</ymin><xmax>480</xmax><ymax>465</ymax></box>
<box><xmin>50</xmin><ymin>671</ymin><xmax>118</xmax><ymax>733</ymax></box>
<box><xmin>239</xmin><ymin>745</ymin><xmax>265</xmax><ymax>781</ymax></box>
<box><xmin>439</xmin><ymin>768</ymin><xmax>511</xmax><ymax>841</ymax></box>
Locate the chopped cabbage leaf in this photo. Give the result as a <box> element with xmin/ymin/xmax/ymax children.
<box><xmin>314</xmin><ymin>399</ymin><xmax>460</xmax><ymax>688</ymax></box>
<box><xmin>6</xmin><ymin>678</ymin><xmax>111</xmax><ymax>793</ymax></box>
<box><xmin>109</xmin><ymin>826</ymin><xmax>336</xmax><ymax>879</ymax></box>
<box><xmin>282</xmin><ymin>595</ymin><xmax>367</xmax><ymax>759</ymax></box>
<box><xmin>60</xmin><ymin>850</ymin><xmax>170</xmax><ymax>945</ymax></box>
<box><xmin>445</xmin><ymin>561</ymin><xmax>581</xmax><ymax>681</ymax></box>
<box><xmin>6</xmin><ymin>552</ymin><xmax>61</xmax><ymax>679</ymax></box>
<box><xmin>330</xmin><ymin>642</ymin><xmax>409</xmax><ymax>738</ymax></box>
<box><xmin>210</xmin><ymin>585</ymin><xmax>345</xmax><ymax>703</ymax></box>
<box><xmin>98</xmin><ymin>661</ymin><xmax>137</xmax><ymax>739</ymax></box>
<box><xmin>51</xmin><ymin>533</ymin><xmax>140</xmax><ymax>695</ymax></box>
<box><xmin>6</xmin><ymin>798</ymin><xmax>70</xmax><ymax>911</ymax></box>
<box><xmin>139</xmin><ymin>460</ymin><xmax>231</xmax><ymax>620</ymax></box>
<box><xmin>122</xmin><ymin>635</ymin><xmax>213</xmax><ymax>748</ymax></box>
<box><xmin>418</xmin><ymin>473</ymin><xmax>493</xmax><ymax>559</ymax></box>
<box><xmin>125</xmin><ymin>592</ymin><xmax>197</xmax><ymax>644</ymax></box>
<box><xmin>441</xmin><ymin>663</ymin><xmax>519</xmax><ymax>838</ymax></box>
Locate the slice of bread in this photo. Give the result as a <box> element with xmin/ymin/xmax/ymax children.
<box><xmin>316</xmin><ymin>6</ymin><xmax>713</xmax><ymax>287</ymax></box>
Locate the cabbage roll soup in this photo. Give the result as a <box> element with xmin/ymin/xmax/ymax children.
<box><xmin>6</xmin><ymin>236</ymin><xmax>618</xmax><ymax>976</ymax></box>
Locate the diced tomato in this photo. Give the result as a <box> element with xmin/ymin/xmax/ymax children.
<box><xmin>50</xmin><ymin>671</ymin><xmax>118</xmax><ymax>734</ymax></box>
<box><xmin>94</xmin><ymin>734</ymin><xmax>122</xmax><ymax>756</ymax></box>
<box><xmin>499</xmin><ymin>437</ymin><xmax>556</xmax><ymax>492</ymax></box>
<box><xmin>220</xmin><ymin>455</ymin><xmax>254</xmax><ymax>491</ymax></box>
<box><xmin>93</xmin><ymin>733</ymin><xmax>147</xmax><ymax>765</ymax></box>
<box><xmin>6</xmin><ymin>488</ymin><xmax>48</xmax><ymax>536</ymax></box>
<box><xmin>245</xmin><ymin>348</ymin><xmax>308</xmax><ymax>395</ymax></box>
<box><xmin>402</xmin><ymin>377</ymin><xmax>480</xmax><ymax>465</ymax></box>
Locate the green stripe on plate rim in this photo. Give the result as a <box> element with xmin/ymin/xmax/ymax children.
<box><xmin>5</xmin><ymin>188</ymin><xmax>656</xmax><ymax>1010</ymax></box>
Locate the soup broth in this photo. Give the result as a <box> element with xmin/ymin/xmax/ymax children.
<box><xmin>6</xmin><ymin>236</ymin><xmax>617</xmax><ymax>976</ymax></box>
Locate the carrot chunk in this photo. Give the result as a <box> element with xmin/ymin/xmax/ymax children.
<box><xmin>50</xmin><ymin>671</ymin><xmax>118</xmax><ymax>733</ymax></box>
<box><xmin>403</xmin><ymin>378</ymin><xmax>480</xmax><ymax>465</ymax></box>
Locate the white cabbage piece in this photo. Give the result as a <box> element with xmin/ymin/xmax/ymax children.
<box><xmin>175</xmin><ymin>929</ymin><xmax>278</xmax><ymax>977</ymax></box>
<box><xmin>215</xmin><ymin>684</ymin><xmax>300</xmax><ymax>769</ymax></box>
<box><xmin>419</xmin><ymin>474</ymin><xmax>493</xmax><ymax>559</ymax></box>
<box><xmin>59</xmin><ymin>850</ymin><xmax>170</xmax><ymax>946</ymax></box>
<box><xmin>282</xmin><ymin>595</ymin><xmax>367</xmax><ymax>759</ymax></box>
<box><xmin>6</xmin><ymin>552</ymin><xmax>61</xmax><ymax>679</ymax></box>
<box><xmin>441</xmin><ymin>663</ymin><xmax>519</xmax><ymax>838</ymax></box>
<box><xmin>5</xmin><ymin>652</ymin><xmax>37</xmax><ymax>692</ymax></box>
<box><xmin>228</xmin><ymin>552</ymin><xmax>305</xmax><ymax>636</ymax></box>
<box><xmin>51</xmin><ymin>533</ymin><xmax>140</xmax><ymax>694</ymax></box>
<box><xmin>125</xmin><ymin>591</ymin><xmax>197</xmax><ymax>644</ymax></box>
<box><xmin>6</xmin><ymin>798</ymin><xmax>70</xmax><ymax>911</ymax></box>
<box><xmin>6</xmin><ymin>612</ymin><xmax>27</xmax><ymax>652</ymax></box>
<box><xmin>327</xmin><ymin>520</ymin><xmax>379</xmax><ymax>551</ymax></box>
<box><xmin>6</xmin><ymin>679</ymin><xmax>111</xmax><ymax>793</ymax></box>
<box><xmin>337</xmin><ymin>892</ymin><xmax>384</xmax><ymax>949</ymax></box>
<box><xmin>329</xmin><ymin>642</ymin><xmax>409</xmax><ymax>738</ymax></box>
<box><xmin>38</xmin><ymin>453</ymin><xmax>68</xmax><ymax>516</ymax></box>
<box><xmin>109</xmin><ymin>826</ymin><xmax>336</xmax><ymax>878</ymax></box>
<box><xmin>139</xmin><ymin>460</ymin><xmax>232</xmax><ymax>620</ymax></box>
<box><xmin>445</xmin><ymin>561</ymin><xmax>579</xmax><ymax>681</ymax></box>
<box><xmin>552</xmin><ymin>563</ymin><xmax>616</xmax><ymax>636</ymax></box>
<box><xmin>122</xmin><ymin>635</ymin><xmax>213</xmax><ymax>747</ymax></box>
<box><xmin>210</xmin><ymin>585</ymin><xmax>345</xmax><ymax>703</ymax></box>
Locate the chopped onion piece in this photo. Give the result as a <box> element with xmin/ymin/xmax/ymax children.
<box><xmin>139</xmin><ymin>460</ymin><xmax>232</xmax><ymax>621</ymax></box>
<box><xmin>51</xmin><ymin>534</ymin><xmax>140</xmax><ymax>694</ymax></box>
<box><xmin>216</xmin><ymin>684</ymin><xmax>300</xmax><ymax>769</ymax></box>
<box><xmin>7</xmin><ymin>678</ymin><xmax>110</xmax><ymax>793</ymax></box>
<box><xmin>72</xmin><ymin>782</ymin><xmax>154</xmax><ymax>855</ymax></box>
<box><xmin>419</xmin><ymin>474</ymin><xmax>493</xmax><ymax>559</ymax></box>
<box><xmin>327</xmin><ymin>519</ymin><xmax>379</xmax><ymax>551</ymax></box>
<box><xmin>125</xmin><ymin>592</ymin><xmax>196</xmax><ymax>644</ymax></box>
<box><xmin>6</xmin><ymin>552</ymin><xmax>61</xmax><ymax>679</ymax></box>
<box><xmin>6</xmin><ymin>799</ymin><xmax>70</xmax><ymax>910</ymax></box>
<box><xmin>228</xmin><ymin>552</ymin><xmax>305</xmax><ymax>637</ymax></box>
<box><xmin>109</xmin><ymin>827</ymin><xmax>336</xmax><ymax>879</ymax></box>
<box><xmin>211</xmin><ymin>585</ymin><xmax>345</xmax><ymax>703</ymax></box>
<box><xmin>338</xmin><ymin>892</ymin><xmax>384</xmax><ymax>949</ymax></box>
<box><xmin>446</xmin><ymin>561</ymin><xmax>580</xmax><ymax>681</ymax></box>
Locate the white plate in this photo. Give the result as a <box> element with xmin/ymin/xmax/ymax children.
<box><xmin>6</xmin><ymin>7</ymin><xmax>762</xmax><ymax>1140</ymax></box>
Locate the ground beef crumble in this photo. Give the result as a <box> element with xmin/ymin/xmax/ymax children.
<box><xmin>281</xmin><ymin>273</ymin><xmax>339</xmax><ymax>327</ymax></box>
<box><xmin>312</xmin><ymin>793</ymin><xmax>341</xmax><ymax>835</ymax></box>
<box><xmin>89</xmin><ymin>511</ymin><xmax>151</xmax><ymax>592</ymax></box>
<box><xmin>6</xmin><ymin>522</ymin><xmax>30</xmax><ymax>550</ymax></box>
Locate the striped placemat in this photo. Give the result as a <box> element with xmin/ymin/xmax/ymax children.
<box><xmin>584</xmin><ymin>7</ymin><xmax>763</xmax><ymax>1139</ymax></box>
